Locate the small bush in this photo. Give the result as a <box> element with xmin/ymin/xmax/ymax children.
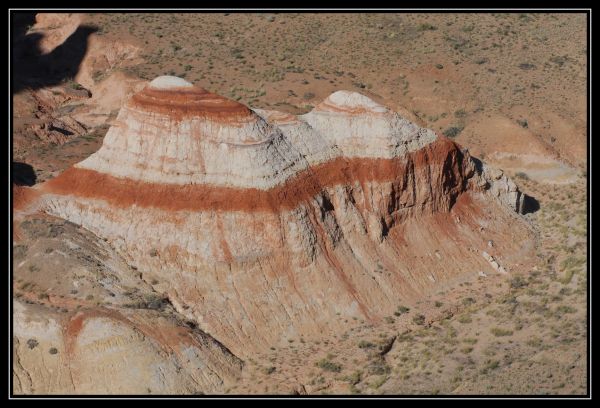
<box><xmin>345</xmin><ymin>370</ymin><xmax>362</xmax><ymax>385</ymax></box>
<box><xmin>68</xmin><ymin>80</ymin><xmax>84</xmax><ymax>90</ymax></box>
<box><xmin>519</xmin><ymin>63</ymin><xmax>536</xmax><ymax>70</ymax></box>
<box><xmin>514</xmin><ymin>172</ymin><xmax>530</xmax><ymax>180</ymax></box>
<box><xmin>443</xmin><ymin>126</ymin><xmax>464</xmax><ymax>138</ymax></box>
<box><xmin>510</xmin><ymin>275</ymin><xmax>528</xmax><ymax>288</ymax></box>
<box><xmin>371</xmin><ymin>375</ymin><xmax>388</xmax><ymax>389</ymax></box>
<box><xmin>396</xmin><ymin>305</ymin><xmax>410</xmax><ymax>314</ymax></box>
<box><xmin>367</xmin><ymin>358</ymin><xmax>391</xmax><ymax>375</ymax></box>
<box><xmin>462</xmin><ymin>297</ymin><xmax>476</xmax><ymax>306</ymax></box>
<box><xmin>560</xmin><ymin>256</ymin><xmax>585</xmax><ymax>272</ymax></box>
<box><xmin>480</xmin><ymin>359</ymin><xmax>500</xmax><ymax>374</ymax></box>
<box><xmin>358</xmin><ymin>340</ymin><xmax>375</xmax><ymax>349</ymax></box>
<box><xmin>454</xmin><ymin>109</ymin><xmax>467</xmax><ymax>118</ymax></box>
<box><xmin>491</xmin><ymin>327</ymin><xmax>513</xmax><ymax>337</ymax></box>
<box><xmin>316</xmin><ymin>358</ymin><xmax>342</xmax><ymax>372</ymax></box>
<box><xmin>412</xmin><ymin>314</ymin><xmax>426</xmax><ymax>325</ymax></box>
<box><xmin>418</xmin><ymin>23</ymin><xmax>437</xmax><ymax>31</ymax></box>
<box><xmin>458</xmin><ymin>315</ymin><xmax>472</xmax><ymax>324</ymax></box>
<box><xmin>556</xmin><ymin>305</ymin><xmax>577</xmax><ymax>314</ymax></box>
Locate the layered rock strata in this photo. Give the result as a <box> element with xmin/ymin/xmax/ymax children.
<box><xmin>30</xmin><ymin>76</ymin><xmax>532</xmax><ymax>357</ymax></box>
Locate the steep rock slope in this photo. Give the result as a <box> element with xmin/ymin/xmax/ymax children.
<box><xmin>12</xmin><ymin>214</ymin><xmax>242</xmax><ymax>395</ymax></box>
<box><xmin>28</xmin><ymin>76</ymin><xmax>532</xmax><ymax>358</ymax></box>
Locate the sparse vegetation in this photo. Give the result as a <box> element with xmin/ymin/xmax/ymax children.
<box><xmin>490</xmin><ymin>327</ymin><xmax>514</xmax><ymax>337</ymax></box>
<box><xmin>443</xmin><ymin>126</ymin><xmax>464</xmax><ymax>138</ymax></box>
<box><xmin>316</xmin><ymin>358</ymin><xmax>342</xmax><ymax>373</ymax></box>
<box><xmin>412</xmin><ymin>314</ymin><xmax>426</xmax><ymax>326</ymax></box>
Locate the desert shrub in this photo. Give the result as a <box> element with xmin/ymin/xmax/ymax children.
<box><xmin>462</xmin><ymin>297</ymin><xmax>476</xmax><ymax>306</ymax></box>
<box><xmin>397</xmin><ymin>305</ymin><xmax>410</xmax><ymax>314</ymax></box>
<box><xmin>490</xmin><ymin>327</ymin><xmax>513</xmax><ymax>337</ymax></box>
<box><xmin>371</xmin><ymin>375</ymin><xmax>388</xmax><ymax>389</ymax></box>
<box><xmin>367</xmin><ymin>358</ymin><xmax>391</xmax><ymax>375</ymax></box>
<box><xmin>418</xmin><ymin>23</ymin><xmax>437</xmax><ymax>31</ymax></box>
<box><xmin>412</xmin><ymin>314</ymin><xmax>426</xmax><ymax>325</ymax></box>
<box><xmin>510</xmin><ymin>275</ymin><xmax>528</xmax><ymax>288</ymax></box>
<box><xmin>517</xmin><ymin>119</ymin><xmax>529</xmax><ymax>128</ymax></box>
<box><xmin>344</xmin><ymin>370</ymin><xmax>362</xmax><ymax>385</ymax></box>
<box><xmin>515</xmin><ymin>172</ymin><xmax>530</xmax><ymax>180</ymax></box>
<box><xmin>458</xmin><ymin>315</ymin><xmax>472</xmax><ymax>324</ymax></box>
<box><xmin>519</xmin><ymin>63</ymin><xmax>536</xmax><ymax>70</ymax></box>
<box><xmin>316</xmin><ymin>358</ymin><xmax>342</xmax><ymax>372</ymax></box>
<box><xmin>560</xmin><ymin>256</ymin><xmax>586</xmax><ymax>272</ymax></box>
<box><xmin>555</xmin><ymin>305</ymin><xmax>577</xmax><ymax>314</ymax></box>
<box><xmin>358</xmin><ymin>340</ymin><xmax>375</xmax><ymax>349</ymax></box>
<box><xmin>443</xmin><ymin>126</ymin><xmax>464</xmax><ymax>138</ymax></box>
<box><xmin>68</xmin><ymin>80</ymin><xmax>84</xmax><ymax>90</ymax></box>
<box><xmin>550</xmin><ymin>55</ymin><xmax>568</xmax><ymax>67</ymax></box>
<box><xmin>454</xmin><ymin>109</ymin><xmax>467</xmax><ymax>118</ymax></box>
<box><xmin>480</xmin><ymin>359</ymin><xmax>500</xmax><ymax>374</ymax></box>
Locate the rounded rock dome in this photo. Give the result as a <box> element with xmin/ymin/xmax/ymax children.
<box><xmin>148</xmin><ymin>75</ymin><xmax>194</xmax><ymax>90</ymax></box>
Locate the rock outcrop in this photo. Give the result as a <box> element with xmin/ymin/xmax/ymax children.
<box><xmin>13</xmin><ymin>300</ymin><xmax>243</xmax><ymax>394</ymax></box>
<box><xmin>25</xmin><ymin>76</ymin><xmax>532</xmax><ymax>358</ymax></box>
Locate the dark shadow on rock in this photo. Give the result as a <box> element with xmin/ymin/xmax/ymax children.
<box><xmin>12</xmin><ymin>12</ymin><xmax>98</xmax><ymax>94</ymax></box>
<box><xmin>470</xmin><ymin>156</ymin><xmax>484</xmax><ymax>173</ymax></box>
<box><xmin>12</xmin><ymin>162</ymin><xmax>37</xmax><ymax>186</ymax></box>
<box><xmin>521</xmin><ymin>194</ymin><xmax>540</xmax><ymax>215</ymax></box>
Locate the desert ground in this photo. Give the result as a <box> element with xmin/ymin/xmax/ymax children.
<box><xmin>11</xmin><ymin>12</ymin><xmax>587</xmax><ymax>396</ymax></box>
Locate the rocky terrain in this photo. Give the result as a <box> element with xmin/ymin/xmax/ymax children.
<box><xmin>11</xmin><ymin>13</ymin><xmax>587</xmax><ymax>396</ymax></box>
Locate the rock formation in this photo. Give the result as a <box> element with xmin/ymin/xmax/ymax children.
<box><xmin>22</xmin><ymin>76</ymin><xmax>532</xmax><ymax>359</ymax></box>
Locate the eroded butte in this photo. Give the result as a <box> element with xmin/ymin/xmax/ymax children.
<box><xmin>14</xmin><ymin>76</ymin><xmax>536</xmax><ymax>392</ymax></box>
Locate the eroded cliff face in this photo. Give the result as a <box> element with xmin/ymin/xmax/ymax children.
<box><xmin>26</xmin><ymin>76</ymin><xmax>533</xmax><ymax>358</ymax></box>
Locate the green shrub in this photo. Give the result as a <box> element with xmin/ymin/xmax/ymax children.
<box><xmin>316</xmin><ymin>358</ymin><xmax>342</xmax><ymax>373</ymax></box>
<box><xmin>418</xmin><ymin>23</ymin><xmax>437</xmax><ymax>31</ymax></box>
<box><xmin>454</xmin><ymin>109</ymin><xmax>467</xmax><ymax>118</ymax></box>
<box><xmin>490</xmin><ymin>327</ymin><xmax>513</xmax><ymax>337</ymax></box>
<box><xmin>412</xmin><ymin>314</ymin><xmax>426</xmax><ymax>325</ymax></box>
<box><xmin>458</xmin><ymin>315</ymin><xmax>472</xmax><ymax>324</ymax></box>
<box><xmin>443</xmin><ymin>126</ymin><xmax>464</xmax><ymax>138</ymax></box>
